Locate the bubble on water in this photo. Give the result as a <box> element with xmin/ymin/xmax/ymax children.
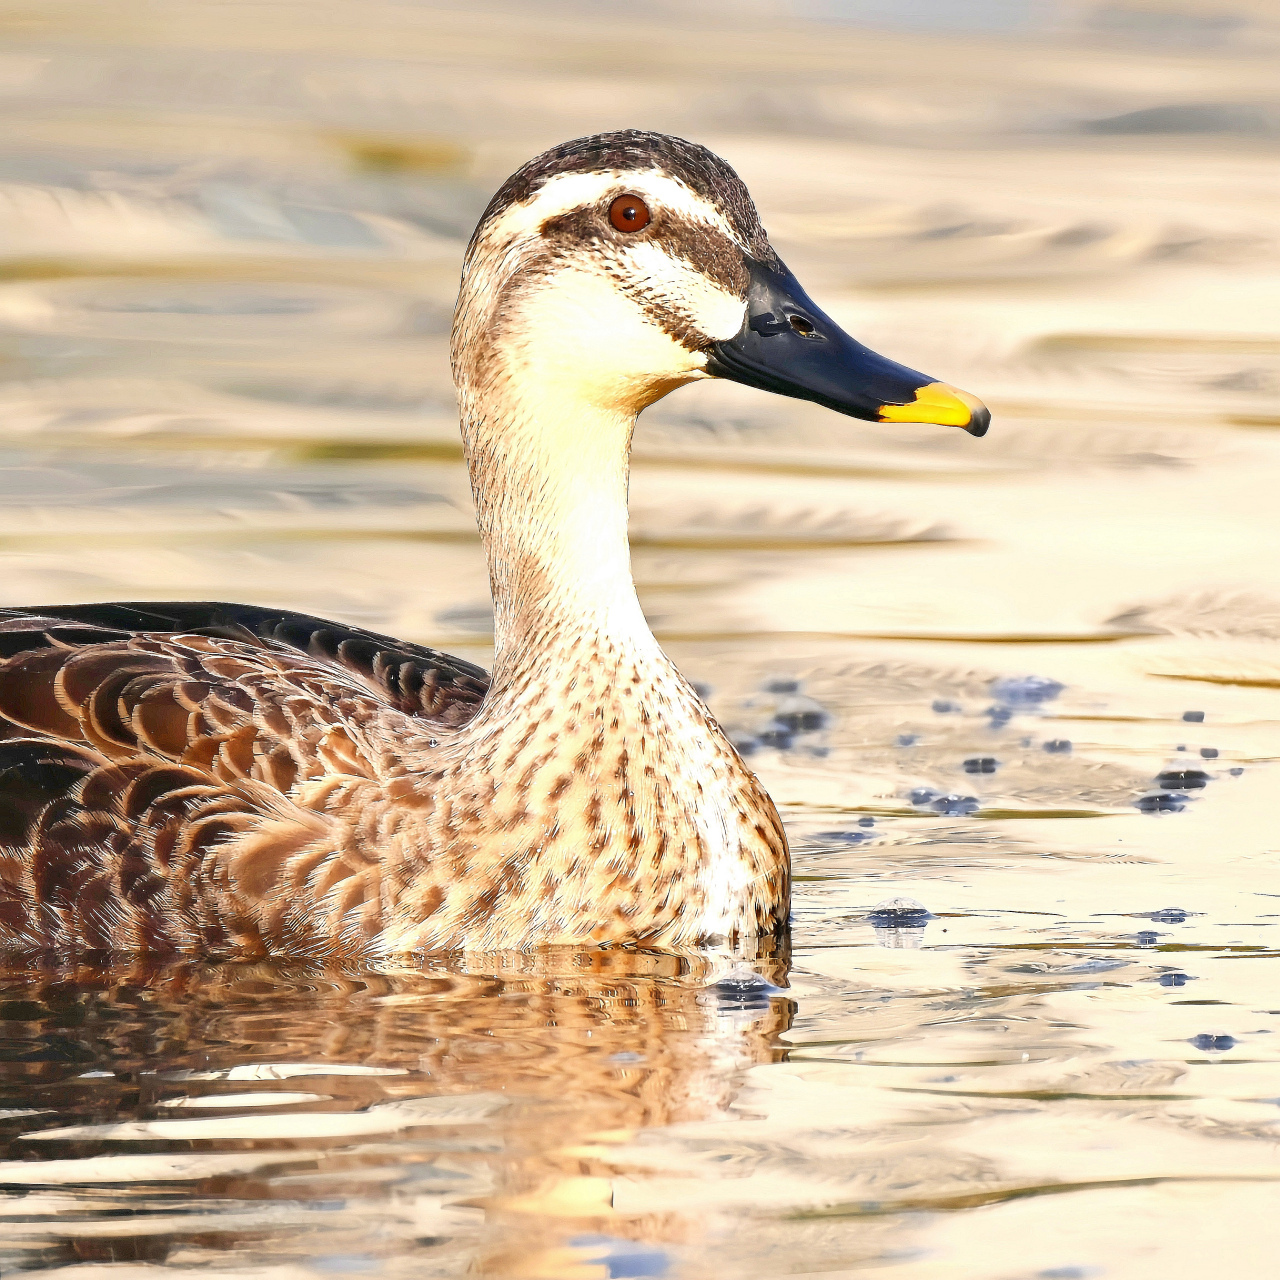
<box><xmin>990</xmin><ymin>675</ymin><xmax>1064</xmax><ymax>705</ymax></box>
<box><xmin>1190</xmin><ymin>1032</ymin><xmax>1235</xmax><ymax>1052</ymax></box>
<box><xmin>932</xmin><ymin>698</ymin><xmax>960</xmax><ymax>714</ymax></box>
<box><xmin>774</xmin><ymin>704</ymin><xmax>830</xmax><ymax>734</ymax></box>
<box><xmin>909</xmin><ymin>786</ymin><xmax>940</xmax><ymax>806</ymax></box>
<box><xmin>1229</xmin><ymin>767</ymin><xmax>1245</xmax><ymax>776</ymax></box>
<box><xmin>703</xmin><ymin>965</ymin><xmax>786</xmax><ymax>1013</ymax></box>
<box><xmin>763</xmin><ymin>678</ymin><xmax>800</xmax><ymax>695</ymax></box>
<box><xmin>1157</xmin><ymin>972</ymin><xmax>1191</xmax><ymax>987</ymax></box>
<box><xmin>744</xmin><ymin>681</ymin><xmax>830</xmax><ymax>752</ymax></box>
<box><xmin>985</xmin><ymin>705</ymin><xmax>1014</xmax><ymax>728</ymax></box>
<box><xmin>869</xmin><ymin>897</ymin><xmax>933</xmax><ymax>949</ymax></box>
<box><xmin>1200</xmin><ymin>747</ymin><xmax>1219</xmax><ymax>758</ymax></box>
<box><xmin>1182</xmin><ymin>710</ymin><xmax>1205</xmax><ymax>722</ymax></box>
<box><xmin>1043</xmin><ymin>739</ymin><xmax>1072</xmax><ymax>753</ymax></box>
<box><xmin>1135</xmin><ymin>792</ymin><xmax>1188</xmax><ymax>812</ymax></box>
<box><xmin>858</xmin><ymin>816</ymin><xmax>876</xmax><ymax>828</ymax></box>
<box><xmin>813</xmin><ymin>829</ymin><xmax>871</xmax><ymax>847</ymax></box>
<box><xmin>933</xmin><ymin>793</ymin><xmax>980</xmax><ymax>815</ymax></box>
<box><xmin>896</xmin><ymin>732</ymin><xmax>919</xmax><ymax>747</ymax></box>
<box><xmin>868</xmin><ymin>897</ymin><xmax>934</xmax><ymax>927</ymax></box>
<box><xmin>1134</xmin><ymin>930</ymin><xmax>1160</xmax><ymax>946</ymax></box>
<box><xmin>1145</xmin><ymin>907</ymin><xmax>1189</xmax><ymax>923</ymax></box>
<box><xmin>962</xmin><ymin>756</ymin><xmax>998</xmax><ymax>774</ymax></box>
<box><xmin>1155</xmin><ymin>768</ymin><xmax>1210</xmax><ymax>790</ymax></box>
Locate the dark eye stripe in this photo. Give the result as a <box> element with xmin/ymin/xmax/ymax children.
<box><xmin>531</xmin><ymin>202</ymin><xmax>750</xmax><ymax>355</ymax></box>
<box><xmin>647</xmin><ymin>221</ymin><xmax>749</xmax><ymax>298</ymax></box>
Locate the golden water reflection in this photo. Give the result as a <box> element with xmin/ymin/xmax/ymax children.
<box><xmin>2</xmin><ymin>0</ymin><xmax>1280</xmax><ymax>1274</ymax></box>
<box><xmin>2</xmin><ymin>952</ymin><xmax>792</xmax><ymax>1275</ymax></box>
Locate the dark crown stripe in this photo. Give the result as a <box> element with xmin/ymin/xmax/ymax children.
<box><xmin>470</xmin><ymin>130</ymin><xmax>776</xmax><ymax>265</ymax></box>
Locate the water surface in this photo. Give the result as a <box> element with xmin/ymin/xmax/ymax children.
<box><xmin>2</xmin><ymin>1</ymin><xmax>1280</xmax><ymax>1275</ymax></box>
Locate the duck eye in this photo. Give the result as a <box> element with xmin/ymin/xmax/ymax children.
<box><xmin>609</xmin><ymin>194</ymin><xmax>651</xmax><ymax>233</ymax></box>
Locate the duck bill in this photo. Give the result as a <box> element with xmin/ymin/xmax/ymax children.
<box><xmin>705</xmin><ymin>258</ymin><xmax>990</xmax><ymax>437</ymax></box>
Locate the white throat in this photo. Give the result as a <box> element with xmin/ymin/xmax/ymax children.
<box><xmin>456</xmin><ymin>257</ymin><xmax>723</xmax><ymax>690</ymax></box>
<box><xmin>463</xmin><ymin>371</ymin><xmax>654</xmax><ymax>681</ymax></box>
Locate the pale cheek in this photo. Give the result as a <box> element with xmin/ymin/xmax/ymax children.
<box><xmin>685</xmin><ymin>277</ymin><xmax>747</xmax><ymax>342</ymax></box>
<box><xmin>509</xmin><ymin>273</ymin><xmax>704</xmax><ymax>401</ymax></box>
<box><xmin>623</xmin><ymin>243</ymin><xmax>746</xmax><ymax>342</ymax></box>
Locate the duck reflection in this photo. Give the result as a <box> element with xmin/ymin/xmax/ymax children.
<box><xmin>0</xmin><ymin>946</ymin><xmax>791</xmax><ymax>1274</ymax></box>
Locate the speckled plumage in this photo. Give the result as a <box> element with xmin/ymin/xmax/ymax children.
<box><xmin>0</xmin><ymin>131</ymin><xmax>791</xmax><ymax>959</ymax></box>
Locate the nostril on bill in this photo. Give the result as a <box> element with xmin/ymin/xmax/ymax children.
<box><xmin>787</xmin><ymin>314</ymin><xmax>818</xmax><ymax>337</ymax></box>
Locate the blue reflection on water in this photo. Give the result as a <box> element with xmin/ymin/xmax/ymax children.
<box><xmin>571</xmin><ymin>1234</ymin><xmax>670</xmax><ymax>1279</ymax></box>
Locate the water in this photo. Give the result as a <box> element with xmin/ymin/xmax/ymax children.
<box><xmin>2</xmin><ymin>0</ymin><xmax>1280</xmax><ymax>1274</ymax></box>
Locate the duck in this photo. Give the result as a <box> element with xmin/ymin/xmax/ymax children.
<box><xmin>0</xmin><ymin>130</ymin><xmax>988</xmax><ymax>959</ymax></box>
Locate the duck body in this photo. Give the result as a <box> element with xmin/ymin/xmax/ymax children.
<box><xmin>0</xmin><ymin>600</ymin><xmax>784</xmax><ymax>956</ymax></box>
<box><xmin>0</xmin><ymin>131</ymin><xmax>985</xmax><ymax>958</ymax></box>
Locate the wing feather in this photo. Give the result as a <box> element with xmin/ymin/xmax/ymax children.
<box><xmin>0</xmin><ymin>601</ymin><xmax>490</xmax><ymax>955</ymax></box>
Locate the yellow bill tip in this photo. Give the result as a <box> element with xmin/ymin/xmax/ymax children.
<box><xmin>878</xmin><ymin>382</ymin><xmax>990</xmax><ymax>437</ymax></box>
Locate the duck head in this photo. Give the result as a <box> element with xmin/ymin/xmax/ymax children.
<box><xmin>454</xmin><ymin>129</ymin><xmax>988</xmax><ymax>436</ymax></box>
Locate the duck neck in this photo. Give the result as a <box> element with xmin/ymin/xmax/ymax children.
<box><xmin>460</xmin><ymin>371</ymin><xmax>662</xmax><ymax>694</ymax></box>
